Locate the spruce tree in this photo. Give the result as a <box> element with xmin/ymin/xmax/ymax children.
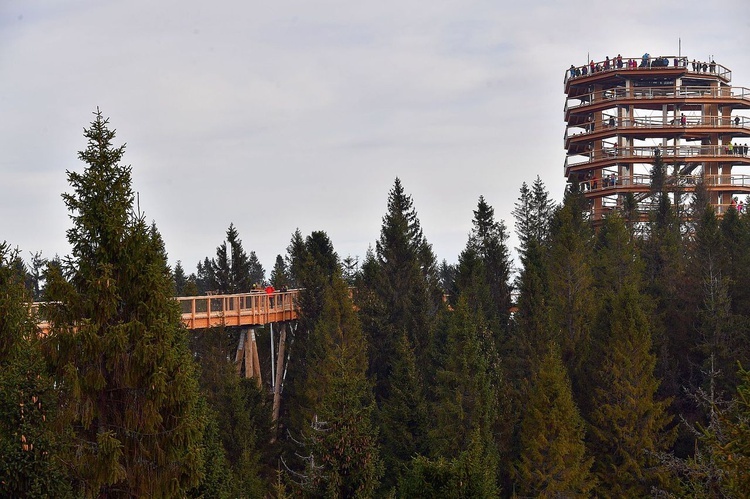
<box><xmin>43</xmin><ymin>110</ymin><xmax>205</xmax><ymax>496</ymax></box>
<box><xmin>173</xmin><ymin>260</ymin><xmax>188</xmax><ymax>296</ymax></box>
<box><xmin>270</xmin><ymin>254</ymin><xmax>291</xmax><ymax>289</ymax></box>
<box><xmin>356</xmin><ymin>179</ymin><xmax>441</xmax><ymax>489</ymax></box>
<box><xmin>693</xmin><ymin>364</ymin><xmax>750</xmax><ymax>496</ymax></box>
<box><xmin>302</xmin><ymin>277</ymin><xmax>382</xmax><ymax>497</ymax></box>
<box><xmin>367</xmin><ymin>177</ymin><xmax>442</xmax><ymax>366</ymax></box>
<box><xmin>212</xmin><ymin>223</ymin><xmax>256</xmax><ymax>293</ymax></box>
<box><xmin>514</xmin><ymin>342</ymin><xmax>594</xmax><ymax>496</ymax></box>
<box><xmin>0</xmin><ymin>243</ymin><xmax>73</xmax><ymax>498</ymax></box>
<box><xmin>248</xmin><ymin>250</ymin><xmax>266</xmax><ymax>287</ymax></box>
<box><xmin>511</xmin><ymin>178</ymin><xmax>556</xmax><ymax>367</ymax></box>
<box><xmin>196</xmin><ymin>256</ymin><xmax>216</xmax><ymax>294</ymax></box>
<box><xmin>426</xmin><ymin>298</ymin><xmax>501</xmax><ymax>494</ymax></box>
<box><xmin>454</xmin><ymin>196</ymin><xmax>513</xmax><ymax>342</ymax></box>
<box><xmin>546</xmin><ymin>190</ymin><xmax>596</xmax><ymax>385</ymax></box>
<box><xmin>587</xmin><ymin>282</ymin><xmax>674</xmax><ymax>495</ymax></box>
<box><xmin>189</xmin><ymin>325</ymin><xmax>271</xmax><ymax>497</ymax></box>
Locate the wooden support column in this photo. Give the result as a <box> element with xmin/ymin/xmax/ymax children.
<box><xmin>235</xmin><ymin>328</ymin><xmax>262</xmax><ymax>386</ymax></box>
<box><xmin>235</xmin><ymin>330</ymin><xmax>246</xmax><ymax>376</ymax></box>
<box><xmin>250</xmin><ymin>329</ymin><xmax>262</xmax><ymax>384</ymax></box>
<box><xmin>272</xmin><ymin>323</ymin><xmax>288</xmax><ymax>427</ymax></box>
<box><xmin>243</xmin><ymin>329</ymin><xmax>253</xmax><ymax>379</ymax></box>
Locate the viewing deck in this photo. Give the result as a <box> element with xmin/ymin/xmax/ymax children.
<box><xmin>563</xmin><ymin>54</ymin><xmax>748</xmax><ymax>221</ymax></box>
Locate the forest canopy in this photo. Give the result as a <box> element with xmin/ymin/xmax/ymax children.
<box><xmin>3</xmin><ymin>111</ymin><xmax>750</xmax><ymax>497</ymax></box>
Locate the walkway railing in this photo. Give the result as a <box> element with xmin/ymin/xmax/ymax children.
<box><xmin>177</xmin><ymin>290</ymin><xmax>299</xmax><ymax>329</ymax></box>
<box><xmin>33</xmin><ymin>289</ymin><xmax>301</xmax><ymax>333</ymax></box>
<box><xmin>575</xmin><ymin>173</ymin><xmax>750</xmax><ymax>194</ymax></box>
<box><xmin>565</xmin><ymin>85</ymin><xmax>750</xmax><ymax>112</ymax></box>
<box><xmin>566</xmin><ymin>144</ymin><xmax>750</xmax><ymax>169</ymax></box>
<box><xmin>564</xmin><ymin>56</ymin><xmax>731</xmax><ymax>83</ymax></box>
<box><xmin>565</xmin><ymin>115</ymin><xmax>750</xmax><ymax>142</ymax></box>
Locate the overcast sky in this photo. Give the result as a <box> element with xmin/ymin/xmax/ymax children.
<box><xmin>2</xmin><ymin>1</ymin><xmax>749</xmax><ymax>276</ymax></box>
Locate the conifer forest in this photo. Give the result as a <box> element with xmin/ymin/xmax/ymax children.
<box><xmin>5</xmin><ymin>112</ymin><xmax>750</xmax><ymax>498</ymax></box>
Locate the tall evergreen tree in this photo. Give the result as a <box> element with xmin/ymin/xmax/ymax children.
<box><xmin>270</xmin><ymin>254</ymin><xmax>291</xmax><ymax>289</ymax></box>
<box><xmin>300</xmin><ymin>275</ymin><xmax>382</xmax><ymax>497</ymax></box>
<box><xmin>248</xmin><ymin>250</ymin><xmax>266</xmax><ymax>287</ymax></box>
<box><xmin>196</xmin><ymin>256</ymin><xmax>216</xmax><ymax>294</ymax></box>
<box><xmin>454</xmin><ymin>196</ymin><xmax>513</xmax><ymax>341</ymax></box>
<box><xmin>426</xmin><ymin>298</ymin><xmax>501</xmax><ymax>494</ymax></box>
<box><xmin>279</xmin><ymin>231</ymin><xmax>343</xmax><ymax>474</ymax></box>
<box><xmin>514</xmin><ymin>342</ymin><xmax>594</xmax><ymax>496</ymax></box>
<box><xmin>356</xmin><ymin>179</ymin><xmax>442</xmax><ymax>489</ymax></box>
<box><xmin>546</xmin><ymin>190</ymin><xmax>596</xmax><ymax>386</ymax></box>
<box><xmin>212</xmin><ymin>223</ymin><xmax>255</xmax><ymax>293</ymax></box>
<box><xmin>0</xmin><ymin>243</ymin><xmax>73</xmax><ymax>498</ymax></box>
<box><xmin>587</xmin><ymin>282</ymin><xmax>675</xmax><ymax>495</ymax></box>
<box><xmin>359</xmin><ymin>178</ymin><xmax>442</xmax><ymax>392</ymax></box>
<box><xmin>43</xmin><ymin>110</ymin><xmax>205</xmax><ymax>496</ymax></box>
<box><xmin>510</xmin><ymin>180</ymin><xmax>555</xmax><ymax>380</ymax></box>
<box><xmin>173</xmin><ymin>260</ymin><xmax>188</xmax><ymax>296</ymax></box>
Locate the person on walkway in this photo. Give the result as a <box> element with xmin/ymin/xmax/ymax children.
<box><xmin>681</xmin><ymin>113</ymin><xmax>687</xmax><ymax>126</ymax></box>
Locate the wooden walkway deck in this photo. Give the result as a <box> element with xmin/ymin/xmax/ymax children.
<box><xmin>33</xmin><ymin>289</ymin><xmax>301</xmax><ymax>334</ymax></box>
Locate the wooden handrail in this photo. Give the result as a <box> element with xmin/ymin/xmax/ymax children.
<box><xmin>33</xmin><ymin>289</ymin><xmax>302</xmax><ymax>333</ymax></box>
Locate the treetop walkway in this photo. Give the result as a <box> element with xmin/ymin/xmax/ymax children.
<box><xmin>33</xmin><ymin>288</ymin><xmax>301</xmax><ymax>334</ymax></box>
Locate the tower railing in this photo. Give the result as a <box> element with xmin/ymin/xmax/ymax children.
<box><xmin>574</xmin><ymin>173</ymin><xmax>750</xmax><ymax>193</ymax></box>
<box><xmin>566</xmin><ymin>144</ymin><xmax>750</xmax><ymax>169</ymax></box>
<box><xmin>563</xmin><ymin>56</ymin><xmax>731</xmax><ymax>83</ymax></box>
<box><xmin>565</xmin><ymin>115</ymin><xmax>750</xmax><ymax>142</ymax></box>
<box><xmin>565</xmin><ymin>86</ymin><xmax>750</xmax><ymax>112</ymax></box>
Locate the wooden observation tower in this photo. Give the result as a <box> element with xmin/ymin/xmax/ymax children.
<box><xmin>564</xmin><ymin>54</ymin><xmax>750</xmax><ymax>221</ymax></box>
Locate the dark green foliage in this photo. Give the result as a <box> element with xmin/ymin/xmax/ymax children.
<box><xmin>189</xmin><ymin>326</ymin><xmax>271</xmax><ymax>497</ymax></box>
<box><xmin>342</xmin><ymin>255</ymin><xmax>359</xmax><ymax>286</ymax></box>
<box><xmin>173</xmin><ymin>260</ymin><xmax>188</xmax><ymax>296</ymax></box>
<box><xmin>515</xmin><ymin>342</ymin><xmax>594</xmax><ymax>496</ymax></box>
<box><xmin>428</xmin><ymin>299</ymin><xmax>497</xmax><ymax>459</ymax></box>
<box><xmin>196</xmin><ymin>256</ymin><xmax>215</xmax><ymax>294</ymax></box>
<box><xmin>213</xmin><ymin>223</ymin><xmax>262</xmax><ymax>293</ymax></box>
<box><xmin>355</xmin><ymin>178</ymin><xmax>443</xmax><ymax>490</ymax></box>
<box><xmin>0</xmin><ymin>243</ymin><xmax>73</xmax><ymax>498</ymax></box>
<box><xmin>438</xmin><ymin>258</ymin><xmax>456</xmax><ymax>296</ymax></box>
<box><xmin>44</xmin><ymin>110</ymin><xmax>205</xmax><ymax>497</ymax></box>
<box><xmin>426</xmin><ymin>298</ymin><xmax>502</xmax><ymax>494</ymax></box>
<box><xmin>270</xmin><ymin>254</ymin><xmax>291</xmax><ymax>289</ymax></box>
<box><xmin>398</xmin><ymin>431</ymin><xmax>499</xmax><ymax>499</ymax></box>
<box><xmin>26</xmin><ymin>251</ymin><xmax>47</xmax><ymax>301</ymax></box>
<box><xmin>248</xmin><ymin>250</ymin><xmax>266</xmax><ymax>288</ymax></box>
<box><xmin>546</xmin><ymin>191</ymin><xmax>596</xmax><ymax>382</ymax></box>
<box><xmin>693</xmin><ymin>364</ymin><xmax>750</xmax><ymax>495</ymax></box>
<box><xmin>301</xmin><ymin>278</ymin><xmax>382</xmax><ymax>497</ymax></box>
<box><xmin>511</xmin><ymin>178</ymin><xmax>556</xmax><ymax>361</ymax></box>
<box><xmin>453</xmin><ymin>196</ymin><xmax>513</xmax><ymax>341</ymax></box>
<box><xmin>368</xmin><ymin>178</ymin><xmax>442</xmax><ymax>362</ymax></box>
<box><xmin>587</xmin><ymin>282</ymin><xmax>674</xmax><ymax>495</ymax></box>
<box><xmin>376</xmin><ymin>330</ymin><xmax>430</xmax><ymax>489</ymax></box>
